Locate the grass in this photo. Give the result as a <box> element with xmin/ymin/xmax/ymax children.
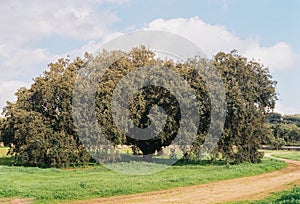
<box><xmin>0</xmin><ymin>147</ymin><xmax>12</xmax><ymax>166</ymax></box>
<box><xmin>253</xmin><ymin>186</ymin><xmax>300</xmax><ymax>204</ymax></box>
<box><xmin>231</xmin><ymin>185</ymin><xmax>300</xmax><ymax>204</ymax></box>
<box><xmin>272</xmin><ymin>151</ymin><xmax>300</xmax><ymax>161</ymax></box>
<box><xmin>0</xmin><ymin>147</ymin><xmax>8</xmax><ymax>156</ymax></box>
<box><xmin>0</xmin><ymin>154</ymin><xmax>287</xmax><ymax>203</ymax></box>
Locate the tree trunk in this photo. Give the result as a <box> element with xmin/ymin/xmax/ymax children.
<box><xmin>142</xmin><ymin>154</ymin><xmax>153</xmax><ymax>162</ymax></box>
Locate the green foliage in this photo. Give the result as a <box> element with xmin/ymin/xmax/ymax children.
<box><xmin>0</xmin><ymin>158</ymin><xmax>286</xmax><ymax>202</ymax></box>
<box><xmin>0</xmin><ymin>117</ymin><xmax>4</xmax><ymax>142</ymax></box>
<box><xmin>212</xmin><ymin>51</ymin><xmax>276</xmax><ymax>163</ymax></box>
<box><xmin>1</xmin><ymin>47</ymin><xmax>277</xmax><ymax>166</ymax></box>
<box><xmin>271</xmin><ymin>137</ymin><xmax>286</xmax><ymax>150</ymax></box>
<box><xmin>0</xmin><ymin>147</ymin><xmax>11</xmax><ymax>165</ymax></box>
<box><xmin>84</xmin><ymin>46</ymin><xmax>211</xmax><ymax>160</ymax></box>
<box><xmin>274</xmin><ymin>186</ymin><xmax>300</xmax><ymax>204</ymax></box>
<box><xmin>283</xmin><ymin>114</ymin><xmax>300</xmax><ymax>127</ymax></box>
<box><xmin>266</xmin><ymin>113</ymin><xmax>300</xmax><ymax>146</ymax></box>
<box><xmin>1</xmin><ymin>58</ymin><xmax>90</xmax><ymax>167</ymax></box>
<box><xmin>95</xmin><ymin>48</ymin><xmax>276</xmax><ymax>163</ymax></box>
<box><xmin>248</xmin><ymin>186</ymin><xmax>300</xmax><ymax>204</ymax></box>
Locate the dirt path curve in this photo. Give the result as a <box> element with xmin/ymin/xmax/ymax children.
<box><xmin>70</xmin><ymin>155</ymin><xmax>300</xmax><ymax>204</ymax></box>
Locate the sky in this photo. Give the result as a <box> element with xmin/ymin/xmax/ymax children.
<box><xmin>0</xmin><ymin>0</ymin><xmax>300</xmax><ymax>115</ymax></box>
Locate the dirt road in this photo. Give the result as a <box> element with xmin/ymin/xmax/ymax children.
<box><xmin>71</xmin><ymin>157</ymin><xmax>300</xmax><ymax>204</ymax></box>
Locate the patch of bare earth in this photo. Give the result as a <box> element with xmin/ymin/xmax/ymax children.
<box><xmin>0</xmin><ymin>198</ymin><xmax>33</xmax><ymax>204</ymax></box>
<box><xmin>68</xmin><ymin>156</ymin><xmax>300</xmax><ymax>204</ymax></box>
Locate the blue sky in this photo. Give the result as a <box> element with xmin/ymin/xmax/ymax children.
<box><xmin>0</xmin><ymin>0</ymin><xmax>300</xmax><ymax>114</ymax></box>
<box><xmin>113</xmin><ymin>0</ymin><xmax>300</xmax><ymax>48</ymax></box>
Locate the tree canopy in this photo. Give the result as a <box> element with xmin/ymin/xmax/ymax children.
<box><xmin>1</xmin><ymin>47</ymin><xmax>277</xmax><ymax>167</ymax></box>
<box><xmin>212</xmin><ymin>51</ymin><xmax>276</xmax><ymax>163</ymax></box>
<box><xmin>265</xmin><ymin>112</ymin><xmax>300</xmax><ymax>147</ymax></box>
<box><xmin>1</xmin><ymin>58</ymin><xmax>90</xmax><ymax>167</ymax></box>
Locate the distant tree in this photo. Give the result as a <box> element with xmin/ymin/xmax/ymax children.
<box><xmin>272</xmin><ymin>124</ymin><xmax>300</xmax><ymax>145</ymax></box>
<box><xmin>266</xmin><ymin>112</ymin><xmax>282</xmax><ymax>124</ymax></box>
<box><xmin>272</xmin><ymin>137</ymin><xmax>286</xmax><ymax>150</ymax></box>
<box><xmin>283</xmin><ymin>114</ymin><xmax>300</xmax><ymax>127</ymax></box>
<box><xmin>266</xmin><ymin>113</ymin><xmax>300</xmax><ymax>146</ymax></box>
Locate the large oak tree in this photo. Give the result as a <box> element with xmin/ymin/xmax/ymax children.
<box><xmin>1</xmin><ymin>47</ymin><xmax>277</xmax><ymax>167</ymax></box>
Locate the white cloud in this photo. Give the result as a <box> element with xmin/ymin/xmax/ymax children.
<box><xmin>1</xmin><ymin>11</ymin><xmax>298</xmax><ymax>115</ymax></box>
<box><xmin>0</xmin><ymin>80</ymin><xmax>31</xmax><ymax>115</ymax></box>
<box><xmin>146</xmin><ymin>17</ymin><xmax>253</xmax><ymax>56</ymax></box>
<box><xmin>68</xmin><ymin>32</ymin><xmax>124</xmax><ymax>57</ymax></box>
<box><xmin>0</xmin><ymin>0</ymin><xmax>123</xmax><ymax>43</ymax></box>
<box><xmin>274</xmin><ymin>102</ymin><xmax>300</xmax><ymax>115</ymax></box>
<box><xmin>0</xmin><ymin>42</ymin><xmax>52</xmax><ymax>80</ymax></box>
<box><xmin>143</xmin><ymin>17</ymin><xmax>300</xmax><ymax>114</ymax></box>
<box><xmin>146</xmin><ymin>17</ymin><xmax>298</xmax><ymax>71</ymax></box>
<box><xmin>0</xmin><ymin>0</ymin><xmax>128</xmax><ymax>65</ymax></box>
<box><xmin>243</xmin><ymin>42</ymin><xmax>296</xmax><ymax>71</ymax></box>
<box><xmin>0</xmin><ymin>0</ymin><xmax>128</xmax><ymax>113</ymax></box>
<box><xmin>0</xmin><ymin>0</ymin><xmax>127</xmax><ymax>81</ymax></box>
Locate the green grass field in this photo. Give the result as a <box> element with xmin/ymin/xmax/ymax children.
<box><xmin>231</xmin><ymin>185</ymin><xmax>300</xmax><ymax>204</ymax></box>
<box><xmin>272</xmin><ymin>151</ymin><xmax>300</xmax><ymax>161</ymax></box>
<box><xmin>0</xmin><ymin>147</ymin><xmax>287</xmax><ymax>203</ymax></box>
<box><xmin>254</xmin><ymin>186</ymin><xmax>300</xmax><ymax>204</ymax></box>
